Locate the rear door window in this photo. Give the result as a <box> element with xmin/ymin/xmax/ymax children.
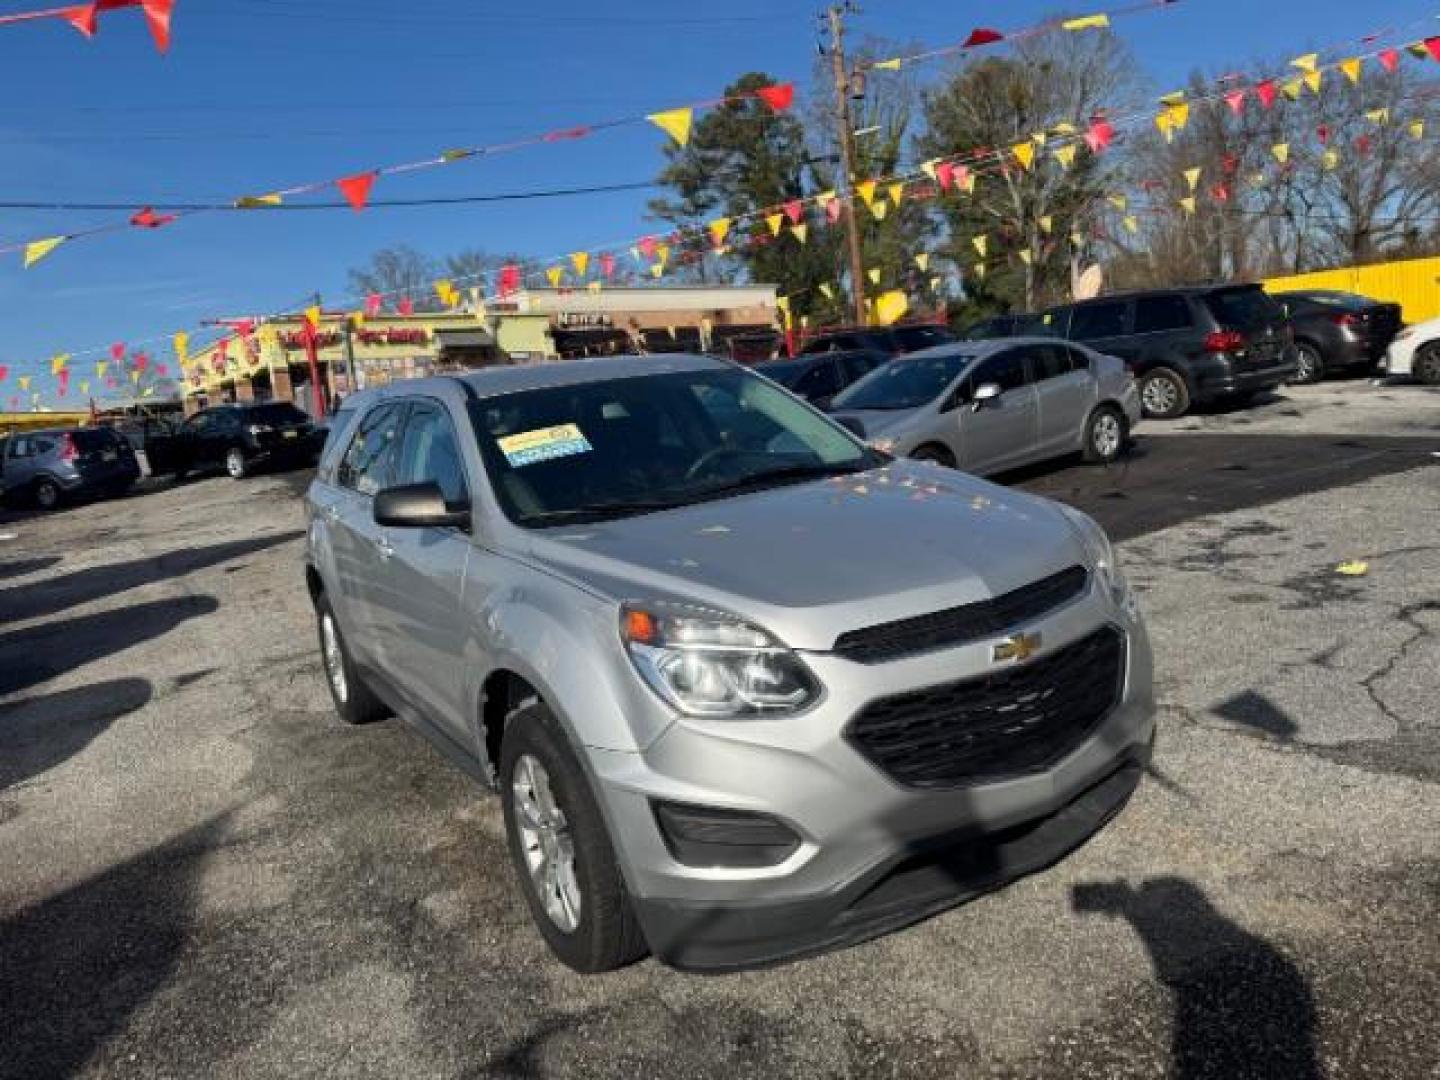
<box><xmin>392</xmin><ymin>402</ymin><xmax>469</xmax><ymax>506</ymax></box>
<box><xmin>1205</xmin><ymin>288</ymin><xmax>1284</xmax><ymax>329</ymax></box>
<box><xmin>794</xmin><ymin>360</ymin><xmax>843</xmax><ymax>400</ymax></box>
<box><xmin>1068</xmin><ymin>301</ymin><xmax>1130</xmax><ymax>341</ymax></box>
<box><xmin>1029</xmin><ymin>344</ymin><xmax>1073</xmax><ymax>382</ymax></box>
<box><xmin>1134</xmin><ymin>295</ymin><xmax>1194</xmax><ymax>334</ymax></box>
<box><xmin>969</xmin><ymin>350</ymin><xmax>1030</xmax><ymax>394</ymax></box>
<box><xmin>337</xmin><ymin>403</ymin><xmax>404</xmax><ymax>496</ymax></box>
<box><xmin>71</xmin><ymin>429</ymin><xmax>119</xmax><ymax>453</ymax></box>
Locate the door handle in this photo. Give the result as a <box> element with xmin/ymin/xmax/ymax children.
<box><xmin>375</xmin><ymin>535</ymin><xmax>394</xmax><ymax>561</ymax></box>
<box><xmin>324</xmin><ymin>504</ymin><xmax>341</xmax><ymax>523</ymax></box>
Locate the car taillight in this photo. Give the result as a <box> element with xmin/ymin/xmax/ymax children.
<box><xmin>58</xmin><ymin>434</ymin><xmax>78</xmax><ymax>462</ymax></box>
<box><xmin>1204</xmin><ymin>330</ymin><xmax>1245</xmax><ymax>353</ymax></box>
<box><xmin>1330</xmin><ymin>312</ymin><xmax>1363</xmax><ymax>327</ymax></box>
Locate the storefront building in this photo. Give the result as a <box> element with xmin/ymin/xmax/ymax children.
<box><xmin>183</xmin><ymin>284</ymin><xmax>780</xmax><ymax>416</ymax></box>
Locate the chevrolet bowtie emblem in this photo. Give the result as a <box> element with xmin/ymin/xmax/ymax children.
<box><xmin>993</xmin><ymin>631</ymin><xmax>1042</xmax><ymax>664</ymax></box>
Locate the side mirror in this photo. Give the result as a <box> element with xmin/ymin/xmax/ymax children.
<box><xmin>835</xmin><ymin>415</ymin><xmax>866</xmax><ymax>438</ymax></box>
<box><xmin>374</xmin><ymin>482</ymin><xmax>471</xmax><ymax>531</ymax></box>
<box><xmin>971</xmin><ymin>383</ymin><xmax>1002</xmax><ymax>412</ymax></box>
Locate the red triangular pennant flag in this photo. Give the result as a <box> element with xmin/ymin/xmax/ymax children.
<box><xmin>337</xmin><ymin>171</ymin><xmax>378</xmax><ymax>212</ymax></box>
<box><xmin>962</xmin><ymin>27</ymin><xmax>1004</xmax><ymax>48</ymax></box>
<box><xmin>1355</xmin><ymin>134</ymin><xmax>1373</xmax><ymax>155</ymax></box>
<box><xmin>1316</xmin><ymin>124</ymin><xmax>1330</xmax><ymax>145</ymax></box>
<box><xmin>1379</xmin><ymin>48</ymin><xmax>1400</xmax><ymax>72</ymax></box>
<box><xmin>1426</xmin><ymin>37</ymin><xmax>1440</xmax><ymax>62</ymax></box>
<box><xmin>599</xmin><ymin>252</ymin><xmax>616</xmax><ymax>279</ymax></box>
<box><xmin>397</xmin><ymin>297</ymin><xmax>415</xmax><ymax>316</ymax></box>
<box><xmin>825</xmin><ymin>198</ymin><xmax>842</xmax><ymax>224</ymax></box>
<box><xmin>141</xmin><ymin>0</ymin><xmax>174</xmax><ymax>53</ymax></box>
<box><xmin>1255</xmin><ymin>80</ymin><xmax>1277</xmax><ymax>109</ymax></box>
<box><xmin>63</xmin><ymin>3</ymin><xmax>98</xmax><ymax>37</ymax></box>
<box><xmin>499</xmin><ymin>264</ymin><xmax>522</xmax><ymax>297</ymax></box>
<box><xmin>365</xmin><ymin>292</ymin><xmax>382</xmax><ymax>317</ymax></box>
<box><xmin>110</xmin><ymin>342</ymin><xmax>126</xmax><ymax>361</ymax></box>
<box><xmin>1084</xmin><ymin>117</ymin><xmax>1114</xmax><ymax>152</ymax></box>
<box><xmin>756</xmin><ymin>83</ymin><xmax>795</xmax><ymax>112</ymax></box>
<box><xmin>783</xmin><ymin>199</ymin><xmax>804</xmax><ymax>225</ymax></box>
<box><xmin>156</xmin><ymin>362</ymin><xmax>168</xmax><ymax>376</ymax></box>
<box><xmin>129</xmin><ymin>206</ymin><xmax>176</xmax><ymax>228</ymax></box>
<box><xmin>1225</xmin><ymin>89</ymin><xmax>1246</xmax><ymax>115</ymax></box>
<box><xmin>638</xmin><ymin>236</ymin><xmax>659</xmax><ymax>260</ymax></box>
<box><xmin>935</xmin><ymin>161</ymin><xmax>955</xmax><ymax>191</ymax></box>
<box><xmin>1210</xmin><ymin>183</ymin><xmax>1231</xmax><ymax>203</ymax></box>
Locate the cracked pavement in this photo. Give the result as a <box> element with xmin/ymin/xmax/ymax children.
<box><xmin>1</xmin><ymin>378</ymin><xmax>1438</xmax><ymax>1079</ymax></box>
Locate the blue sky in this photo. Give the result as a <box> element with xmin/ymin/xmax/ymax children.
<box><xmin>0</xmin><ymin>0</ymin><xmax>1432</xmax><ymax>400</ymax></box>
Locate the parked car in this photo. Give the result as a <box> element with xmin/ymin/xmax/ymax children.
<box><xmin>154</xmin><ymin>402</ymin><xmax>324</xmax><ymax>480</ymax></box>
<box><xmin>0</xmin><ymin>425</ymin><xmax>139</xmax><ymax>510</ymax></box>
<box><xmin>1039</xmin><ymin>285</ymin><xmax>1297</xmax><ymax>419</ymax></box>
<box><xmin>1380</xmin><ymin>312</ymin><xmax>1440</xmax><ymax>384</ymax></box>
<box><xmin>957</xmin><ymin>312</ymin><xmax>1049</xmax><ymax>341</ymax></box>
<box><xmin>1271</xmin><ymin>290</ymin><xmax>1403</xmax><ymax>383</ymax></box>
<box><xmin>304</xmin><ymin>355</ymin><xmax>1154</xmax><ymax>972</ymax></box>
<box><xmin>753</xmin><ymin>349</ymin><xmax>889</xmax><ymax>408</ymax></box>
<box><xmin>829</xmin><ymin>338</ymin><xmax>1141</xmax><ymax>474</ymax></box>
<box><xmin>799</xmin><ymin>323</ymin><xmax>956</xmax><ymax>356</ymax></box>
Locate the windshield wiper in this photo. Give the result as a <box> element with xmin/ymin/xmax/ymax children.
<box><xmin>521</xmin><ymin>498</ymin><xmax>686</xmax><ymax>526</ymax></box>
<box><xmin>690</xmin><ymin>462</ymin><xmax>870</xmax><ymax>501</ymax></box>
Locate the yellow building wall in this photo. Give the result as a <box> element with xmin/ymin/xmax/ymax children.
<box><xmin>496</xmin><ymin>316</ymin><xmax>554</xmax><ymax>359</ymax></box>
<box><xmin>1263</xmin><ymin>254</ymin><xmax>1440</xmax><ymax>323</ymax></box>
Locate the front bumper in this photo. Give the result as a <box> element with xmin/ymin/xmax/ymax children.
<box><xmin>587</xmin><ymin>586</ymin><xmax>1155</xmax><ymax>971</ymax></box>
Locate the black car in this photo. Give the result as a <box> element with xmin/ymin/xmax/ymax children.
<box><xmin>799</xmin><ymin>323</ymin><xmax>956</xmax><ymax>357</ymax></box>
<box><xmin>1040</xmin><ymin>285</ymin><xmax>1298</xmax><ymax>419</ymax></box>
<box><xmin>153</xmin><ymin>402</ymin><xmax>324</xmax><ymax>480</ymax></box>
<box><xmin>957</xmin><ymin>312</ymin><xmax>1050</xmax><ymax>340</ymax></box>
<box><xmin>1271</xmin><ymin>290</ymin><xmax>1402</xmax><ymax>384</ymax></box>
<box><xmin>753</xmin><ymin>349</ymin><xmax>889</xmax><ymax>409</ymax></box>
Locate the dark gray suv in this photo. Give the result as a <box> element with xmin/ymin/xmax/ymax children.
<box><xmin>1041</xmin><ymin>285</ymin><xmax>1298</xmax><ymax>419</ymax></box>
<box><xmin>1</xmin><ymin>426</ymin><xmax>139</xmax><ymax>510</ymax></box>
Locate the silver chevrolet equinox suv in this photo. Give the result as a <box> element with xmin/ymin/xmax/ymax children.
<box><xmin>304</xmin><ymin>355</ymin><xmax>1155</xmax><ymax>973</ymax></box>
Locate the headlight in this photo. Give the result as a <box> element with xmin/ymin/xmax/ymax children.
<box><xmin>620</xmin><ymin>602</ymin><xmax>819</xmax><ymax>717</ymax></box>
<box><xmin>1393</xmin><ymin>326</ymin><xmax>1415</xmax><ymax>341</ymax></box>
<box><xmin>247</xmin><ymin>423</ymin><xmax>273</xmax><ymax>435</ymax></box>
<box><xmin>868</xmin><ymin>436</ymin><xmax>898</xmax><ymax>454</ymax></box>
<box><xmin>1060</xmin><ymin>507</ymin><xmax>1137</xmax><ymax>616</ymax></box>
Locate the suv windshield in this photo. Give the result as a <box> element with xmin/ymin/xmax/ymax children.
<box><xmin>1205</xmin><ymin>288</ymin><xmax>1284</xmax><ymax>329</ymax></box>
<box><xmin>831</xmin><ymin>352</ymin><xmax>974</xmax><ymax>411</ymax></box>
<box><xmin>250</xmin><ymin>403</ymin><xmax>311</xmax><ymax>426</ymax></box>
<box><xmin>472</xmin><ymin>368</ymin><xmax>875</xmax><ymax>527</ymax></box>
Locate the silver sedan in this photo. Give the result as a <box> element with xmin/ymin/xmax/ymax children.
<box><xmin>829</xmin><ymin>337</ymin><xmax>1142</xmax><ymax>475</ymax></box>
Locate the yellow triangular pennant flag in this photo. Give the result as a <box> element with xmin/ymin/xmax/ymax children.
<box><xmin>656</xmin><ymin>243</ymin><xmax>670</xmax><ymax>268</ymax></box>
<box><xmin>790</xmin><ymin>223</ymin><xmax>808</xmax><ymax>244</ymax></box>
<box><xmin>1062</xmin><ymin>13</ymin><xmax>1109</xmax><ymax>30</ymax></box>
<box><xmin>914</xmin><ymin>253</ymin><xmax>930</xmax><ymax>272</ymax></box>
<box><xmin>1053</xmin><ymin>144</ymin><xmax>1077</xmax><ymax>169</ymax></box>
<box><xmin>1179</xmin><ymin>196</ymin><xmax>1197</xmax><ymax>215</ymax></box>
<box><xmin>1322</xmin><ymin>148</ymin><xmax>1340</xmax><ymax>170</ymax></box>
<box><xmin>50</xmin><ymin>353</ymin><xmax>69</xmax><ymax>375</ymax></box>
<box><xmin>651</xmin><ymin>263</ymin><xmax>664</xmax><ymax>279</ymax></box>
<box><xmin>1039</xmin><ymin>215</ymin><xmax>1054</xmax><ymax>234</ymax></box>
<box><xmin>570</xmin><ymin>251</ymin><xmax>590</xmax><ymax>277</ymax></box>
<box><xmin>873</xmin><ymin>58</ymin><xmax>902</xmax><ymax>71</ymax></box>
<box><xmin>647</xmin><ymin>107</ymin><xmax>693</xmax><ymax>146</ymax></box>
<box><xmin>1367</xmin><ymin>108</ymin><xmax>1391</xmax><ymax>125</ymax></box>
<box><xmin>1018</xmin><ymin>250</ymin><xmax>1033</xmax><ymax>266</ymax></box>
<box><xmin>235</xmin><ymin>193</ymin><xmax>283</xmax><ymax>208</ymax></box>
<box><xmin>857</xmin><ymin>180</ymin><xmax>878</xmax><ymax>206</ymax></box>
<box><xmin>1031</xmin><ymin>130</ymin><xmax>1047</xmax><ymax>147</ymax></box>
<box><xmin>708</xmin><ymin>218</ymin><xmax>732</xmax><ymax>246</ymax></box>
<box><xmin>867</xmin><ymin>267</ymin><xmax>881</xmax><ymax>285</ymax></box>
<box><xmin>304</xmin><ymin>305</ymin><xmax>322</xmax><ymax>330</ymax></box>
<box><xmin>97</xmin><ymin>360</ymin><xmax>108</xmax><ymax>377</ymax></box>
<box><xmin>1012</xmin><ymin>141</ymin><xmax>1036</xmax><ymax>170</ymax></box>
<box><xmin>972</xmin><ymin>262</ymin><xmax>987</xmax><ymax>281</ymax></box>
<box><xmin>766</xmin><ymin>213</ymin><xmax>785</xmax><ymax>236</ymax></box>
<box><xmin>24</xmin><ymin>236</ymin><xmax>65</xmax><ymax>269</ymax></box>
<box><xmin>17</xmin><ymin>376</ymin><xmax>29</xmax><ymax>390</ymax></box>
<box><xmin>1123</xmin><ymin>215</ymin><xmax>1139</xmax><ymax>234</ymax></box>
<box><xmin>972</xmin><ymin>234</ymin><xmax>988</xmax><ymax>257</ymax></box>
<box><xmin>1272</xmin><ymin>143</ymin><xmax>1290</xmax><ymax>164</ymax></box>
<box><xmin>80</xmin><ymin>380</ymin><xmax>89</xmax><ymax>395</ymax></box>
<box><xmin>819</xmin><ymin>283</ymin><xmax>835</xmax><ymax>300</ymax></box>
<box><xmin>1409</xmin><ymin>119</ymin><xmax>1426</xmax><ymax>140</ymax></box>
<box><xmin>130</xmin><ymin>369</ymin><xmax>141</xmax><ymax>384</ymax></box>
<box><xmin>1281</xmin><ymin>79</ymin><xmax>1302</xmax><ymax>101</ymax></box>
<box><xmin>1408</xmin><ymin>40</ymin><xmax>1431</xmax><ymax>59</ymax></box>
<box><xmin>920</xmin><ymin>159</ymin><xmax>939</xmax><ymax>181</ymax></box>
<box><xmin>1303</xmin><ymin>70</ymin><xmax>1322</xmax><ymax>95</ymax></box>
<box><xmin>875</xmin><ymin>290</ymin><xmax>909</xmax><ymax>326</ymax></box>
<box><xmin>546</xmin><ymin>266</ymin><xmax>564</xmax><ymax>288</ymax></box>
<box><xmin>1184</xmin><ymin>167</ymin><xmax>1202</xmax><ymax>192</ymax></box>
<box><xmin>587</xmin><ymin>280</ymin><xmax>602</xmax><ymax>293</ymax></box>
<box><xmin>1051</xmin><ymin>121</ymin><xmax>1078</xmax><ymax>135</ymax></box>
<box><xmin>1159</xmin><ymin>90</ymin><xmax>1186</xmax><ymax>107</ymax></box>
<box><xmin>816</xmin><ymin>189</ymin><xmax>837</xmax><ymax>210</ymax></box>
<box><xmin>887</xmin><ymin>182</ymin><xmax>904</xmax><ymax>207</ymax></box>
<box><xmin>1290</xmin><ymin>52</ymin><xmax>1319</xmax><ymax>73</ymax></box>
<box><xmin>869</xmin><ymin>199</ymin><xmax>888</xmax><ymax>221</ymax></box>
<box><xmin>1107</xmin><ymin>194</ymin><xmax>1128</xmax><ymax>211</ymax></box>
<box><xmin>1339</xmin><ymin>57</ymin><xmax>1363</xmax><ymax>84</ymax></box>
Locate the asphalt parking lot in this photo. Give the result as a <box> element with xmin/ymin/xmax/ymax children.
<box><xmin>2</xmin><ymin>380</ymin><xmax>1438</xmax><ymax>1079</ymax></box>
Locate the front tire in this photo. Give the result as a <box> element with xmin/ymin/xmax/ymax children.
<box><xmin>225</xmin><ymin>447</ymin><xmax>249</xmax><ymax>479</ymax></box>
<box><xmin>1082</xmin><ymin>405</ymin><xmax>1127</xmax><ymax>464</ymax></box>
<box><xmin>315</xmin><ymin>594</ymin><xmax>387</xmax><ymax>725</ymax></box>
<box><xmin>1139</xmin><ymin>368</ymin><xmax>1191</xmax><ymax>420</ymax></box>
<box><xmin>500</xmin><ymin>701</ymin><xmax>647</xmax><ymax>973</ymax></box>
<box><xmin>1415</xmin><ymin>343</ymin><xmax>1440</xmax><ymax>385</ymax></box>
<box><xmin>1291</xmin><ymin>343</ymin><xmax>1325</xmax><ymax>385</ymax></box>
<box><xmin>34</xmin><ymin>478</ymin><xmax>62</xmax><ymax>511</ymax></box>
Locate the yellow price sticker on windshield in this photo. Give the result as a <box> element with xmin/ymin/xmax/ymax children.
<box><xmin>497</xmin><ymin>423</ymin><xmax>593</xmax><ymax>468</ymax></box>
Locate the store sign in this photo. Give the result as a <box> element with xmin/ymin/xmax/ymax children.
<box><xmin>557</xmin><ymin>312</ymin><xmax>613</xmax><ymax>328</ymax></box>
<box><xmin>357</xmin><ymin>328</ymin><xmax>430</xmax><ymax>346</ymax></box>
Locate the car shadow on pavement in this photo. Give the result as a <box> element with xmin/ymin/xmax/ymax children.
<box><xmin>0</xmin><ymin>677</ymin><xmax>153</xmax><ymax>792</ymax></box>
<box><xmin>0</xmin><ymin>812</ymin><xmax>231</xmax><ymax>1080</ymax></box>
<box><xmin>1072</xmin><ymin>877</ymin><xmax>1321</xmax><ymax>1080</ymax></box>
<box><xmin>0</xmin><ymin>530</ymin><xmax>300</xmax><ymax>624</ymax></box>
<box><xmin>0</xmin><ymin>555</ymin><xmax>61</xmax><ymax>581</ymax></box>
<box><xmin>0</xmin><ymin>594</ymin><xmax>220</xmax><ymax>696</ymax></box>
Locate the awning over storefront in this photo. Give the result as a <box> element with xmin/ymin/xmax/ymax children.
<box><xmin>552</xmin><ymin>327</ymin><xmax>633</xmax><ymax>357</ymax></box>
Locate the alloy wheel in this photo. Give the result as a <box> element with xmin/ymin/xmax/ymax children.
<box><xmin>226</xmin><ymin>449</ymin><xmax>247</xmax><ymax>478</ymax></box>
<box><xmin>1293</xmin><ymin>346</ymin><xmax>1322</xmax><ymax>384</ymax></box>
<box><xmin>36</xmin><ymin>481</ymin><xmax>59</xmax><ymax>510</ymax></box>
<box><xmin>511</xmin><ymin>754</ymin><xmax>582</xmax><ymax>933</ymax></box>
<box><xmin>1092</xmin><ymin>412</ymin><xmax>1123</xmax><ymax>459</ymax></box>
<box><xmin>1142</xmin><ymin>376</ymin><xmax>1179</xmax><ymax>416</ymax></box>
<box><xmin>320</xmin><ymin>613</ymin><xmax>348</xmax><ymax>703</ymax></box>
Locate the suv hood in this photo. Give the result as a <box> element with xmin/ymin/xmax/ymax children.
<box><xmin>517</xmin><ymin>461</ymin><xmax>1087</xmax><ymax>652</ymax></box>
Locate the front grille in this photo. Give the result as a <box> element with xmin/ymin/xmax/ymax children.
<box><xmin>846</xmin><ymin>626</ymin><xmax>1125</xmax><ymax>788</ymax></box>
<box><xmin>832</xmin><ymin>566</ymin><xmax>1089</xmax><ymax>664</ymax></box>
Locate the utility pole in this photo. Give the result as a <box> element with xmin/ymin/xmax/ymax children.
<box><xmin>826</xmin><ymin>3</ymin><xmax>869</xmax><ymax>326</ymax></box>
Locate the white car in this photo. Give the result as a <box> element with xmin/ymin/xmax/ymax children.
<box><xmin>1382</xmin><ymin>316</ymin><xmax>1440</xmax><ymax>384</ymax></box>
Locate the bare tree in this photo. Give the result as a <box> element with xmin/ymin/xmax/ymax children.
<box><xmin>347</xmin><ymin>245</ymin><xmax>442</xmax><ymax>310</ymax></box>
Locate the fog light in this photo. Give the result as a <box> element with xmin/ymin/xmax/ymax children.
<box><xmin>653</xmin><ymin>801</ymin><xmax>801</xmax><ymax>868</ymax></box>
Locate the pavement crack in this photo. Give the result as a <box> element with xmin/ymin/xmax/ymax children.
<box><xmin>1359</xmin><ymin>600</ymin><xmax>1438</xmax><ymax>729</ymax></box>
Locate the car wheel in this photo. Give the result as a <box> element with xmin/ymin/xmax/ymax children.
<box><xmin>1415</xmin><ymin>343</ymin><xmax>1440</xmax><ymax>386</ymax></box>
<box><xmin>500</xmin><ymin>700</ymin><xmax>648</xmax><ymax>973</ymax></box>
<box><xmin>911</xmin><ymin>443</ymin><xmax>957</xmax><ymax>469</ymax></box>
<box><xmin>34</xmin><ymin>478</ymin><xmax>62</xmax><ymax>510</ymax></box>
<box><xmin>315</xmin><ymin>594</ymin><xmax>388</xmax><ymax>726</ymax></box>
<box><xmin>225</xmin><ymin>447</ymin><xmax>249</xmax><ymax>479</ymax></box>
<box><xmin>1082</xmin><ymin>405</ymin><xmax>1127</xmax><ymax>464</ymax></box>
<box><xmin>1291</xmin><ymin>343</ymin><xmax>1325</xmax><ymax>385</ymax></box>
<box><xmin>1139</xmin><ymin>368</ymin><xmax>1191</xmax><ymax>420</ymax></box>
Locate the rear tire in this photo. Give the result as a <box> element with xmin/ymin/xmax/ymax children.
<box><xmin>1082</xmin><ymin>405</ymin><xmax>1127</xmax><ymax>465</ymax></box>
<box><xmin>1139</xmin><ymin>368</ymin><xmax>1190</xmax><ymax>420</ymax></box>
<box><xmin>34</xmin><ymin>478</ymin><xmax>62</xmax><ymax>511</ymax></box>
<box><xmin>315</xmin><ymin>593</ymin><xmax>387</xmax><ymax>726</ymax></box>
<box><xmin>911</xmin><ymin>443</ymin><xmax>957</xmax><ymax>469</ymax></box>
<box><xmin>225</xmin><ymin>447</ymin><xmax>249</xmax><ymax>479</ymax></box>
<box><xmin>1291</xmin><ymin>343</ymin><xmax>1325</xmax><ymax>385</ymax></box>
<box><xmin>500</xmin><ymin>700</ymin><xmax>648</xmax><ymax>973</ymax></box>
<box><xmin>1415</xmin><ymin>343</ymin><xmax>1440</xmax><ymax>386</ymax></box>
